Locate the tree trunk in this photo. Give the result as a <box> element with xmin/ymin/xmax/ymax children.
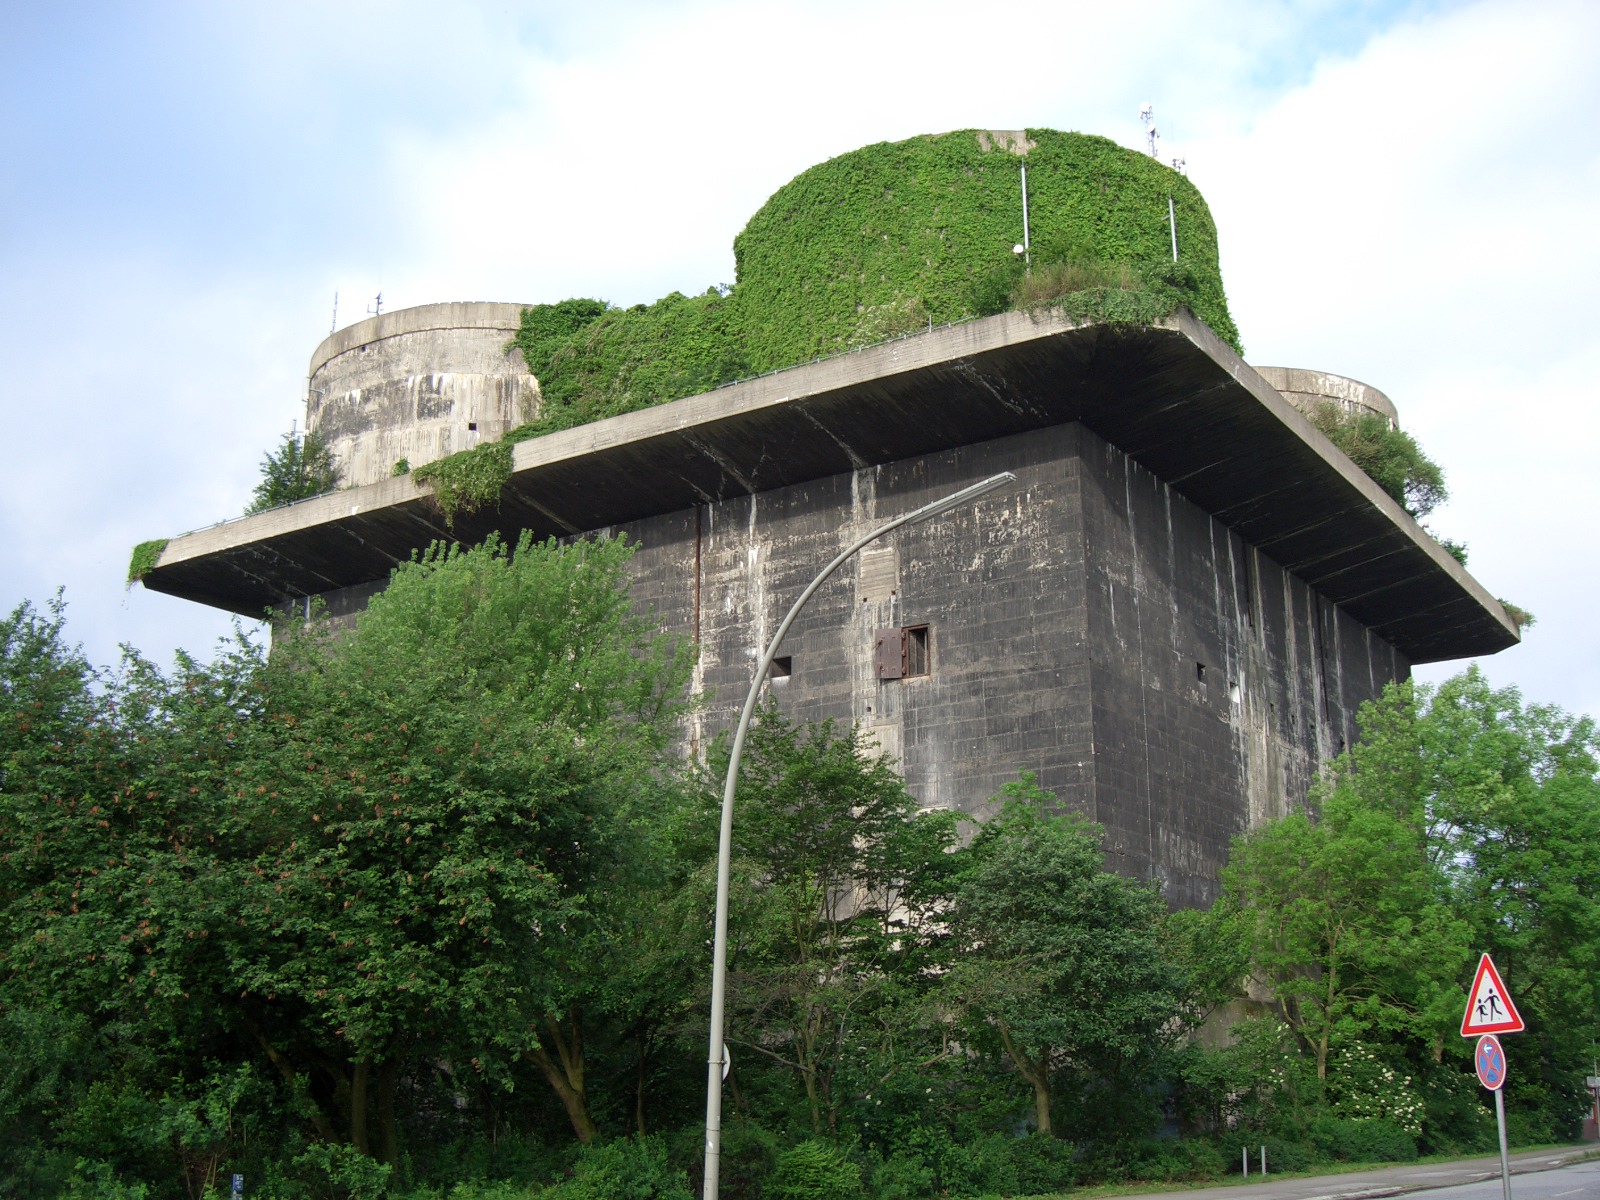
<box><xmin>350</xmin><ymin>1060</ymin><xmax>371</xmax><ymax>1156</ymax></box>
<box><xmin>997</xmin><ymin>1021</ymin><xmax>1052</xmax><ymax>1137</ymax></box>
<box><xmin>375</xmin><ymin>1059</ymin><xmax>401</xmax><ymax>1165</ymax></box>
<box><xmin>527</xmin><ymin>1009</ymin><xmax>598</xmax><ymax>1142</ymax></box>
<box><xmin>635</xmin><ymin>1031</ymin><xmax>648</xmax><ymax>1137</ymax></box>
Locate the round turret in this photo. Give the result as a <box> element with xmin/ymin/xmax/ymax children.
<box><xmin>307</xmin><ymin>301</ymin><xmax>537</xmax><ymax>489</ymax></box>
<box><xmin>1253</xmin><ymin>366</ymin><xmax>1399</xmax><ymax>429</ymax></box>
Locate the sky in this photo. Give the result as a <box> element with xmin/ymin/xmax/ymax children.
<box><xmin>2</xmin><ymin>0</ymin><xmax>1597</xmax><ymax>720</ymax></box>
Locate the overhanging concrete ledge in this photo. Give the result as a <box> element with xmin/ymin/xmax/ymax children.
<box><xmin>141</xmin><ymin>309</ymin><xmax>1517</xmax><ymax>665</ymax></box>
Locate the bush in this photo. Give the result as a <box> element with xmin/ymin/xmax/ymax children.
<box><xmin>1010</xmin><ymin>1135</ymin><xmax>1077</xmax><ymax>1194</ymax></box>
<box><xmin>543</xmin><ymin>1136</ymin><xmax>693</xmax><ymax>1200</ymax></box>
<box><xmin>863</xmin><ymin>1149</ymin><xmax>935</xmax><ymax>1200</ymax></box>
<box><xmin>767</xmin><ymin>1141</ymin><xmax>862</xmax><ymax>1200</ymax></box>
<box><xmin>1306</xmin><ymin>1117</ymin><xmax>1417</xmax><ymax>1163</ymax></box>
<box><xmin>1218</xmin><ymin>1132</ymin><xmax>1314</xmax><ymax>1174</ymax></box>
<box><xmin>940</xmin><ymin>1131</ymin><xmax>1018</xmax><ymax>1197</ymax></box>
<box><xmin>1417</xmin><ymin>1064</ymin><xmax>1497</xmax><ymax>1155</ymax></box>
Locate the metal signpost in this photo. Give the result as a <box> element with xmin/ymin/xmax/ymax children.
<box><xmin>1461</xmin><ymin>953</ymin><xmax>1525</xmax><ymax>1200</ymax></box>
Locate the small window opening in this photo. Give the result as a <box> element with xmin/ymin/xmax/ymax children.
<box><xmin>1196</xmin><ymin>662</ymin><xmax>1207</xmax><ymax>683</ymax></box>
<box><xmin>769</xmin><ymin>656</ymin><xmax>792</xmax><ymax>681</ymax></box>
<box><xmin>468</xmin><ymin>421</ymin><xmax>478</xmax><ymax>431</ymax></box>
<box><xmin>905</xmin><ymin>626</ymin><xmax>930</xmax><ymax>677</ymax></box>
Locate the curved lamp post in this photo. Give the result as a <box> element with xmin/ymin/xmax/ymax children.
<box><xmin>702</xmin><ymin>470</ymin><xmax>1016</xmax><ymax>1200</ymax></box>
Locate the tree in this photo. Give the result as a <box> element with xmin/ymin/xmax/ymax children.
<box><xmin>1223</xmin><ymin>669</ymin><xmax>1600</xmax><ymax>1138</ymax></box>
<box><xmin>0</xmin><ymin>532</ymin><xmax>695</xmax><ymax>1179</ymax></box>
<box><xmin>1223</xmin><ymin>687</ymin><xmax>1473</xmax><ymax>1082</ymax></box>
<box><xmin>1417</xmin><ymin>669</ymin><xmax>1600</xmax><ymax>1135</ymax></box>
<box><xmin>244</xmin><ymin>430</ymin><xmax>340</xmax><ymax>514</ymax></box>
<box><xmin>946</xmin><ymin>775</ymin><xmax>1183</xmax><ymax>1138</ymax></box>
<box><xmin>233</xmin><ymin>531</ymin><xmax>693</xmax><ymax>1153</ymax></box>
<box><xmin>718</xmin><ymin>709</ymin><xmax>961</xmax><ymax>1136</ymax></box>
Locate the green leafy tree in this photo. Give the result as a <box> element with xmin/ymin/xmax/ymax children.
<box><xmin>718</xmin><ymin>709</ymin><xmax>960</xmax><ymax>1136</ymax></box>
<box><xmin>946</xmin><ymin>774</ymin><xmax>1183</xmax><ymax>1138</ymax></box>
<box><xmin>1222</xmin><ymin>745</ymin><xmax>1470</xmax><ymax>1081</ymax></box>
<box><xmin>1418</xmin><ymin>669</ymin><xmax>1600</xmax><ymax>1135</ymax></box>
<box><xmin>234</xmin><ymin>532</ymin><xmax>692</xmax><ymax>1152</ymax></box>
<box><xmin>244</xmin><ymin>430</ymin><xmax>340</xmax><ymax>514</ymax></box>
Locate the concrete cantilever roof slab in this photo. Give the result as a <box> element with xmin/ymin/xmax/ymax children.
<box><xmin>141</xmin><ymin>309</ymin><xmax>1518</xmax><ymax>664</ymax></box>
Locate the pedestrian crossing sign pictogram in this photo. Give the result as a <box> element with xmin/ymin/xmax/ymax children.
<box><xmin>1460</xmin><ymin>952</ymin><xmax>1524</xmax><ymax>1037</ymax></box>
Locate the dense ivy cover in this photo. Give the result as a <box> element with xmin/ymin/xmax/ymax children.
<box><xmin>509</xmin><ymin>128</ymin><xmax>1240</xmax><ymax>441</ymax></box>
<box><xmin>734</xmin><ymin>128</ymin><xmax>1238</xmax><ymax>370</ymax></box>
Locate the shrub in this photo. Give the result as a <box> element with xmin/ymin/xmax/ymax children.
<box><xmin>864</xmin><ymin>1149</ymin><xmax>935</xmax><ymax>1200</ymax></box>
<box><xmin>544</xmin><ymin>1136</ymin><xmax>693</xmax><ymax>1200</ymax></box>
<box><xmin>1010</xmin><ymin>1134</ymin><xmax>1077</xmax><ymax>1193</ymax></box>
<box><xmin>1306</xmin><ymin>1117</ymin><xmax>1417</xmax><ymax>1163</ymax></box>
<box><xmin>766</xmin><ymin>1141</ymin><xmax>862</xmax><ymax>1200</ymax></box>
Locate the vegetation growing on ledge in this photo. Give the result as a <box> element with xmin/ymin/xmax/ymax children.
<box><xmin>1499</xmin><ymin>599</ymin><xmax>1536</xmax><ymax>631</ymax></box>
<box><xmin>411</xmin><ymin>440</ymin><xmax>513</xmax><ymax>525</ymax></box>
<box><xmin>244</xmin><ymin>430</ymin><xmax>340</xmax><ymax>515</ymax></box>
<box><xmin>506</xmin><ymin>128</ymin><xmax>1240</xmax><ymax>445</ymax></box>
<box><xmin>1306</xmin><ymin>403</ymin><xmax>1447</xmax><ymax>519</ymax></box>
<box><xmin>509</xmin><ymin>289</ymin><xmax>748</xmax><ymax>438</ymax></box>
<box><xmin>125</xmin><ymin>538</ymin><xmax>169</xmax><ymax>585</ymax></box>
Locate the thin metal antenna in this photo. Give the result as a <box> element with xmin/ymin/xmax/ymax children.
<box><xmin>1019</xmin><ymin>162</ymin><xmax>1032</xmax><ymax>270</ymax></box>
<box><xmin>1140</xmin><ymin>103</ymin><xmax>1159</xmax><ymax>158</ymax></box>
<box><xmin>330</xmin><ymin>292</ymin><xmax>338</xmax><ymax>334</ymax></box>
<box><xmin>367</xmin><ymin>292</ymin><xmax>383</xmax><ymax>318</ymax></box>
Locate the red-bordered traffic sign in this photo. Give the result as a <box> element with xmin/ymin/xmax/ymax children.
<box><xmin>1461</xmin><ymin>952</ymin><xmax>1525</xmax><ymax>1037</ymax></box>
<box><xmin>1475</xmin><ymin>1034</ymin><xmax>1508</xmax><ymax>1091</ymax></box>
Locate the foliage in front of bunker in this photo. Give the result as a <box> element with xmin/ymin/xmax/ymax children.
<box><xmin>732</xmin><ymin>128</ymin><xmax>1240</xmax><ymax>370</ymax></box>
<box><xmin>7</xmin><ymin>577</ymin><xmax>1600</xmax><ymax>1198</ymax></box>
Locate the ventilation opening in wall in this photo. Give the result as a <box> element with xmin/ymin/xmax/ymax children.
<box><xmin>875</xmin><ymin>626</ymin><xmax>931</xmax><ymax>679</ymax></box>
<box><xmin>769</xmin><ymin>656</ymin><xmax>792</xmax><ymax>682</ymax></box>
<box><xmin>1196</xmin><ymin>662</ymin><xmax>1207</xmax><ymax>684</ymax></box>
<box><xmin>468</xmin><ymin>422</ymin><xmax>478</xmax><ymax>431</ymax></box>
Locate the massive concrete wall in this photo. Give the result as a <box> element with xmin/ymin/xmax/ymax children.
<box><xmin>607</xmin><ymin>421</ymin><xmax>1408</xmax><ymax>906</ymax></box>
<box><xmin>307</xmin><ymin>302</ymin><xmax>538</xmax><ymax>488</ymax></box>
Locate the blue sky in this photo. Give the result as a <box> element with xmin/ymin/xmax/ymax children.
<box><xmin>3</xmin><ymin>0</ymin><xmax>1597</xmax><ymax>719</ymax></box>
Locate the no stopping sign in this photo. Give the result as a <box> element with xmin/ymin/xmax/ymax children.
<box><xmin>1475</xmin><ymin>1034</ymin><xmax>1508</xmax><ymax>1091</ymax></box>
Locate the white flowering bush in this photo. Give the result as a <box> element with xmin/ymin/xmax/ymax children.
<box><xmin>1326</xmin><ymin>1044</ymin><xmax>1425</xmax><ymax>1136</ymax></box>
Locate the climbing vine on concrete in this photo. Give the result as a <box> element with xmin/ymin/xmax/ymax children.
<box><xmin>732</xmin><ymin>128</ymin><xmax>1239</xmax><ymax>370</ymax></box>
<box><xmin>126</xmin><ymin>539</ymin><xmax>170</xmax><ymax>586</ymax></box>
<box><xmin>509</xmin><ymin>289</ymin><xmax>748</xmax><ymax>438</ymax></box>
<box><xmin>503</xmin><ymin>129</ymin><xmax>1241</xmax><ymax>446</ymax></box>
<box><xmin>412</xmin><ymin>442</ymin><xmax>513</xmax><ymax>526</ymax></box>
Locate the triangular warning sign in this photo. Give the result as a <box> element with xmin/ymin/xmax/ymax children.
<box><xmin>1461</xmin><ymin>952</ymin><xmax>1525</xmax><ymax>1037</ymax></box>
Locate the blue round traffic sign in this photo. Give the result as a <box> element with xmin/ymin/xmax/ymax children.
<box><xmin>1475</xmin><ymin>1034</ymin><xmax>1507</xmax><ymax>1091</ymax></box>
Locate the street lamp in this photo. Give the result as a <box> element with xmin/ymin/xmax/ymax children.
<box><xmin>701</xmin><ymin>470</ymin><xmax>1017</xmax><ymax>1200</ymax></box>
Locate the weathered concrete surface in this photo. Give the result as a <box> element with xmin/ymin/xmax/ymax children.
<box><xmin>605</xmin><ymin>421</ymin><xmax>1404</xmax><ymax>905</ymax></box>
<box><xmin>1254</xmin><ymin>365</ymin><xmax>1400</xmax><ymax>427</ymax></box>
<box><xmin>145</xmin><ymin>309</ymin><xmax>1517</xmax><ymax>666</ymax></box>
<box><xmin>307</xmin><ymin>301</ymin><xmax>537</xmax><ymax>488</ymax></box>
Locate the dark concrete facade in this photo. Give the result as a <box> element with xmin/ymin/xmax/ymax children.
<box><xmin>605</xmin><ymin>421</ymin><xmax>1405</xmax><ymax>908</ymax></box>
<box><xmin>139</xmin><ymin>310</ymin><xmax>1514</xmax><ymax>905</ymax></box>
